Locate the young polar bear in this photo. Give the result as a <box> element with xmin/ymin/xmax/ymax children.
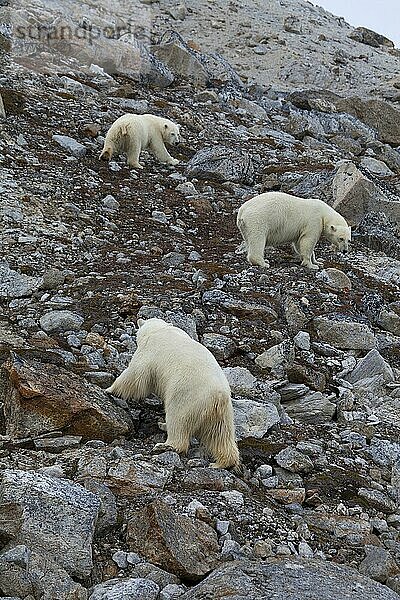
<box><xmin>237</xmin><ymin>191</ymin><xmax>351</xmax><ymax>270</ymax></box>
<box><xmin>106</xmin><ymin>318</ymin><xmax>240</xmax><ymax>470</ymax></box>
<box><xmin>100</xmin><ymin>113</ymin><xmax>180</xmax><ymax>169</ymax></box>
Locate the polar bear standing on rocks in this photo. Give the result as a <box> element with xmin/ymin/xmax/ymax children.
<box><xmin>100</xmin><ymin>113</ymin><xmax>180</xmax><ymax>169</ymax></box>
<box><xmin>237</xmin><ymin>191</ymin><xmax>351</xmax><ymax>270</ymax></box>
<box><xmin>106</xmin><ymin>318</ymin><xmax>240</xmax><ymax>470</ymax></box>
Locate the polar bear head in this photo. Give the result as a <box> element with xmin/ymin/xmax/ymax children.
<box><xmin>136</xmin><ymin>317</ymin><xmax>171</xmax><ymax>344</ymax></box>
<box><xmin>325</xmin><ymin>224</ymin><xmax>351</xmax><ymax>253</ymax></box>
<box><xmin>161</xmin><ymin>120</ymin><xmax>181</xmax><ymax>146</ymax></box>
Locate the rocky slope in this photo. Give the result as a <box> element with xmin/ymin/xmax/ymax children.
<box><xmin>1</xmin><ymin>0</ymin><xmax>400</xmax><ymax>599</ymax></box>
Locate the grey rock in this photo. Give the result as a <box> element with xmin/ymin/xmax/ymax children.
<box><xmin>0</xmin><ymin>545</ymin><xmax>87</xmax><ymax>600</ymax></box>
<box><xmin>186</xmin><ymin>146</ymin><xmax>254</xmax><ymax>185</ymax></box>
<box><xmin>378</xmin><ymin>309</ymin><xmax>400</xmax><ymax>336</ymax></box>
<box><xmin>0</xmin><ymin>470</ymin><xmax>100</xmax><ymax>577</ymax></box>
<box><xmin>361</xmin><ymin>157</ymin><xmax>394</xmax><ymax>177</ymax></box>
<box><xmin>40</xmin><ymin>310</ymin><xmax>84</xmax><ymax>333</ymax></box>
<box><xmin>53</xmin><ymin>134</ymin><xmax>87</xmax><ymax>158</ymax></box>
<box><xmin>358</xmin><ymin>488</ymin><xmax>396</xmax><ymax>513</ymax></box>
<box><xmin>223</xmin><ymin>366</ymin><xmax>257</xmax><ymax>397</ymax></box>
<box><xmin>345</xmin><ymin>349</ymin><xmax>394</xmax><ymax>384</ymax></box>
<box><xmin>255</xmin><ymin>342</ymin><xmax>294</xmax><ymax>370</ymax></box>
<box><xmin>88</xmin><ymin>577</ymin><xmax>159</xmax><ymax>600</ymax></box>
<box><xmin>318</xmin><ymin>268</ymin><xmax>352</xmax><ymax>291</ymax></box>
<box><xmin>82</xmin><ymin>479</ymin><xmax>117</xmax><ymax>535</ymax></box>
<box><xmin>349</xmin><ymin>26</ymin><xmax>394</xmax><ymax>48</ymax></box>
<box><xmin>282</xmin><ymin>391</ymin><xmax>336</xmax><ymax>424</ymax></box>
<box><xmin>293</xmin><ymin>331</ymin><xmax>310</xmax><ymax>350</ymax></box>
<box><xmin>202</xmin><ymin>333</ymin><xmax>236</xmax><ymax>360</ymax></box>
<box><xmin>162</xmin><ymin>252</ymin><xmax>186</xmax><ymax>266</ymax></box>
<box><xmin>332</xmin><ymin>161</ymin><xmax>386</xmax><ymax>225</ymax></box>
<box><xmin>160</xmin><ymin>583</ymin><xmax>186</xmax><ymax>599</ymax></box>
<box><xmin>359</xmin><ymin>546</ymin><xmax>398</xmax><ymax>583</ymax></box>
<box><xmin>179</xmin><ymin>557</ymin><xmax>400</xmax><ymax>599</ymax></box>
<box><xmin>0</xmin><ymin>261</ymin><xmax>42</xmax><ymax>299</ymax></box>
<box><xmin>275</xmin><ymin>447</ymin><xmax>314</xmax><ymax>474</ymax></box>
<box><xmin>314</xmin><ymin>317</ymin><xmax>376</xmax><ymax>350</ymax></box>
<box><xmin>232</xmin><ymin>398</ymin><xmax>280</xmax><ymax>440</ymax></box>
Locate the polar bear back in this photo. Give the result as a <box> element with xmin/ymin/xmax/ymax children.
<box><xmin>106</xmin><ymin>113</ymin><xmax>173</xmax><ymax>146</ymax></box>
<box><xmin>136</xmin><ymin>319</ymin><xmax>230</xmax><ymax>398</ymax></box>
<box><xmin>237</xmin><ymin>192</ymin><xmax>348</xmax><ymax>246</ymax></box>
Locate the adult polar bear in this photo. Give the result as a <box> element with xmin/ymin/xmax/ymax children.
<box><xmin>237</xmin><ymin>191</ymin><xmax>351</xmax><ymax>270</ymax></box>
<box><xmin>106</xmin><ymin>318</ymin><xmax>240</xmax><ymax>470</ymax></box>
<box><xmin>100</xmin><ymin>113</ymin><xmax>180</xmax><ymax>169</ymax></box>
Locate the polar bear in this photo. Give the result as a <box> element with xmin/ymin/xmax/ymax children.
<box><xmin>237</xmin><ymin>191</ymin><xmax>351</xmax><ymax>270</ymax></box>
<box><xmin>106</xmin><ymin>318</ymin><xmax>240</xmax><ymax>470</ymax></box>
<box><xmin>99</xmin><ymin>113</ymin><xmax>180</xmax><ymax>169</ymax></box>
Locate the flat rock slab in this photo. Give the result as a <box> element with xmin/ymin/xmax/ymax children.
<box><xmin>0</xmin><ymin>544</ymin><xmax>87</xmax><ymax>600</ymax></box>
<box><xmin>0</xmin><ymin>261</ymin><xmax>42</xmax><ymax>298</ymax></box>
<box><xmin>2</xmin><ymin>354</ymin><xmax>133</xmax><ymax>440</ymax></box>
<box><xmin>126</xmin><ymin>499</ymin><xmax>219</xmax><ymax>581</ymax></box>
<box><xmin>0</xmin><ymin>469</ymin><xmax>100</xmax><ymax>578</ymax></box>
<box><xmin>179</xmin><ymin>557</ymin><xmax>400</xmax><ymax>599</ymax></box>
<box><xmin>186</xmin><ymin>146</ymin><xmax>254</xmax><ymax>184</ymax></box>
<box><xmin>107</xmin><ymin>457</ymin><xmax>172</xmax><ymax>496</ymax></box>
<box><xmin>314</xmin><ymin>317</ymin><xmax>376</xmax><ymax>350</ymax></box>
<box><xmin>88</xmin><ymin>577</ymin><xmax>159</xmax><ymax>600</ymax></box>
<box><xmin>232</xmin><ymin>398</ymin><xmax>280</xmax><ymax>440</ymax></box>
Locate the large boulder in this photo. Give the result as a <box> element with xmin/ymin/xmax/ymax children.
<box><xmin>126</xmin><ymin>500</ymin><xmax>219</xmax><ymax>581</ymax></box>
<box><xmin>232</xmin><ymin>398</ymin><xmax>280</xmax><ymax>440</ymax></box>
<box><xmin>179</xmin><ymin>557</ymin><xmax>400</xmax><ymax>599</ymax></box>
<box><xmin>0</xmin><ymin>261</ymin><xmax>42</xmax><ymax>299</ymax></box>
<box><xmin>0</xmin><ymin>469</ymin><xmax>100</xmax><ymax>578</ymax></box>
<box><xmin>313</xmin><ymin>317</ymin><xmax>376</xmax><ymax>350</ymax></box>
<box><xmin>1</xmin><ymin>354</ymin><xmax>133</xmax><ymax>440</ymax></box>
<box><xmin>0</xmin><ymin>545</ymin><xmax>87</xmax><ymax>600</ymax></box>
<box><xmin>186</xmin><ymin>147</ymin><xmax>255</xmax><ymax>184</ymax></box>
<box><xmin>331</xmin><ymin>161</ymin><xmax>387</xmax><ymax>224</ymax></box>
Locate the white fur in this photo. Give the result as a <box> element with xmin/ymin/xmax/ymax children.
<box><xmin>237</xmin><ymin>191</ymin><xmax>351</xmax><ymax>270</ymax></box>
<box><xmin>106</xmin><ymin>318</ymin><xmax>240</xmax><ymax>470</ymax></box>
<box><xmin>100</xmin><ymin>113</ymin><xmax>180</xmax><ymax>169</ymax></box>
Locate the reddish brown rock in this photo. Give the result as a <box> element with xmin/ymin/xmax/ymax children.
<box><xmin>126</xmin><ymin>500</ymin><xmax>219</xmax><ymax>581</ymax></box>
<box><xmin>2</xmin><ymin>354</ymin><xmax>133</xmax><ymax>441</ymax></box>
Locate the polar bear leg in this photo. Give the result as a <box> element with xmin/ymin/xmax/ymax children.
<box><xmin>312</xmin><ymin>251</ymin><xmax>323</xmax><ymax>266</ymax></box>
<box><xmin>126</xmin><ymin>141</ymin><xmax>144</xmax><ymax>169</ymax></box>
<box><xmin>106</xmin><ymin>357</ymin><xmax>151</xmax><ymax>400</ymax></box>
<box><xmin>149</xmin><ymin>136</ymin><xmax>179</xmax><ymax>166</ymax></box>
<box><xmin>163</xmin><ymin>411</ymin><xmax>190</xmax><ymax>454</ymax></box>
<box><xmin>299</xmin><ymin>235</ymin><xmax>319</xmax><ymax>270</ymax></box>
<box><xmin>246</xmin><ymin>232</ymin><xmax>267</xmax><ymax>268</ymax></box>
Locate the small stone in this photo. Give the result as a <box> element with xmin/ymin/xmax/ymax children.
<box><xmin>162</xmin><ymin>252</ymin><xmax>185</xmax><ymax>266</ymax></box>
<box><xmin>275</xmin><ymin>447</ymin><xmax>313</xmax><ymax>474</ymax></box>
<box><xmin>39</xmin><ymin>310</ymin><xmax>84</xmax><ymax>333</ymax></box>
<box><xmin>202</xmin><ymin>333</ymin><xmax>236</xmax><ymax>360</ymax></box>
<box><xmin>298</xmin><ymin>541</ymin><xmax>314</xmax><ymax>558</ymax></box>
<box><xmin>220</xmin><ymin>490</ymin><xmax>244</xmax><ymax>507</ymax></box>
<box><xmin>255</xmin><ymin>464</ymin><xmax>273</xmax><ymax>479</ymax></box>
<box><xmin>112</xmin><ymin>550</ymin><xmax>128</xmax><ymax>569</ymax></box>
<box><xmin>318</xmin><ymin>268</ymin><xmax>352</xmax><ymax>291</ymax></box>
<box><xmin>102</xmin><ymin>195</ymin><xmax>120</xmax><ymax>211</ymax></box>
<box><xmin>293</xmin><ymin>331</ymin><xmax>311</xmax><ymax>350</ymax></box>
<box><xmin>88</xmin><ymin>577</ymin><xmax>159</xmax><ymax>600</ymax></box>
<box><xmin>253</xmin><ymin>539</ymin><xmax>273</xmax><ymax>558</ymax></box>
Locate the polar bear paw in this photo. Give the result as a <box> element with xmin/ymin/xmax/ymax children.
<box><xmin>168</xmin><ymin>158</ymin><xmax>180</xmax><ymax>166</ymax></box>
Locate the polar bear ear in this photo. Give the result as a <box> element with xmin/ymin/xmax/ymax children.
<box><xmin>137</xmin><ymin>318</ymin><xmax>145</xmax><ymax>328</ymax></box>
<box><xmin>330</xmin><ymin>225</ymin><xmax>337</xmax><ymax>232</ymax></box>
<box><xmin>164</xmin><ymin>123</ymin><xmax>169</xmax><ymax>130</ymax></box>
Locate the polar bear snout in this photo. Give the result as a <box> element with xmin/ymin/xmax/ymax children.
<box><xmin>100</xmin><ymin>147</ymin><xmax>113</xmax><ymax>161</ymax></box>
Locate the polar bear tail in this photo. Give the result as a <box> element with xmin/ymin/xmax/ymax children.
<box><xmin>200</xmin><ymin>392</ymin><xmax>241</xmax><ymax>470</ymax></box>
